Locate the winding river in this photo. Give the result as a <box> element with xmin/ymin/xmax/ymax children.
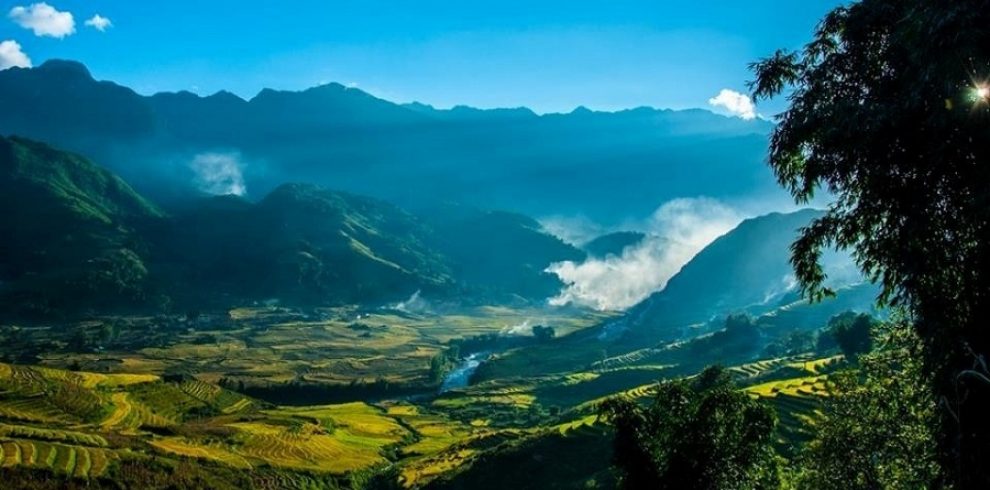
<box><xmin>440</xmin><ymin>351</ymin><xmax>490</xmax><ymax>392</ymax></box>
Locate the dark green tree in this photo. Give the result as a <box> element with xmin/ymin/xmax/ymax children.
<box><xmin>351</xmin><ymin>464</ymin><xmax>402</xmax><ymax>490</ymax></box>
<box><xmin>67</xmin><ymin>329</ymin><xmax>90</xmax><ymax>352</ymax></box>
<box><xmin>763</xmin><ymin>329</ymin><xmax>816</xmax><ymax>358</ymax></box>
<box><xmin>793</xmin><ymin>321</ymin><xmax>940</xmax><ymax>489</ymax></box>
<box><xmin>826</xmin><ymin>312</ymin><xmax>875</xmax><ymax>361</ymax></box>
<box><xmin>750</xmin><ymin>1</ymin><xmax>990</xmax><ymax>485</ymax></box>
<box><xmin>599</xmin><ymin>366</ymin><xmax>779</xmax><ymax>490</ymax></box>
<box><xmin>532</xmin><ymin>325</ymin><xmax>555</xmax><ymax>342</ymax></box>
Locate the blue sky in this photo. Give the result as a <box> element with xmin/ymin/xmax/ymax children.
<box><xmin>0</xmin><ymin>1</ymin><xmax>843</xmax><ymax>114</ymax></box>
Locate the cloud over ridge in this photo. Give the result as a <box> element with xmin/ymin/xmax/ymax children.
<box><xmin>708</xmin><ymin>89</ymin><xmax>756</xmax><ymax>120</ymax></box>
<box><xmin>0</xmin><ymin>40</ymin><xmax>31</xmax><ymax>70</ymax></box>
<box><xmin>546</xmin><ymin>197</ymin><xmax>742</xmax><ymax>311</ymax></box>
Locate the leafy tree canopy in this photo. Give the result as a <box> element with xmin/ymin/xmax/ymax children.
<box><xmin>826</xmin><ymin>312</ymin><xmax>875</xmax><ymax>361</ymax></box>
<box><xmin>750</xmin><ymin>1</ymin><xmax>990</xmax><ymax>484</ymax></box>
<box><xmin>793</xmin><ymin>320</ymin><xmax>940</xmax><ymax>489</ymax></box>
<box><xmin>599</xmin><ymin>366</ymin><xmax>779</xmax><ymax>490</ymax></box>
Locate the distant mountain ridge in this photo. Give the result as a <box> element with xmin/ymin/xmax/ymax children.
<box><xmin>582</xmin><ymin>231</ymin><xmax>647</xmax><ymax>257</ymax></box>
<box><xmin>0</xmin><ymin>59</ymin><xmax>777</xmax><ymax>223</ymax></box>
<box><xmin>618</xmin><ymin>209</ymin><xmax>856</xmax><ymax>342</ymax></box>
<box><xmin>0</xmin><ymin>135</ymin><xmax>584</xmax><ymax>319</ymax></box>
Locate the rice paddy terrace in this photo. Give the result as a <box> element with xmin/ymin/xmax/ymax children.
<box><xmin>0</xmin><ymin>305</ymin><xmax>846</xmax><ymax>488</ymax></box>
<box><xmin>0</xmin><ymin>350</ymin><xmax>842</xmax><ymax>488</ymax></box>
<box><xmin>0</xmin><ymin>360</ymin><xmax>498</xmax><ymax>485</ymax></box>
<box><xmin>10</xmin><ymin>306</ymin><xmax>611</xmax><ymax>391</ymax></box>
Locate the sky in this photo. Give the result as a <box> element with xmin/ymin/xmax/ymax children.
<box><xmin>0</xmin><ymin>1</ymin><xmax>844</xmax><ymax>114</ymax></box>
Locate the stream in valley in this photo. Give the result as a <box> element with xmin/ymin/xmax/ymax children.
<box><xmin>440</xmin><ymin>351</ymin><xmax>490</xmax><ymax>392</ymax></box>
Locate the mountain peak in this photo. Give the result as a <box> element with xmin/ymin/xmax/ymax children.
<box><xmin>206</xmin><ymin>90</ymin><xmax>245</xmax><ymax>103</ymax></box>
<box><xmin>36</xmin><ymin>59</ymin><xmax>93</xmax><ymax>80</ymax></box>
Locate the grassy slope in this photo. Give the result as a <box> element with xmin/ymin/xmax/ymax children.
<box><xmin>0</xmin><ymin>135</ymin><xmax>164</xmax><ymax>317</ymax></box>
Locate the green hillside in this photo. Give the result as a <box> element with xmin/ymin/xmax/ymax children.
<box><xmin>155</xmin><ymin>183</ymin><xmax>454</xmax><ymax>306</ymax></box>
<box><xmin>623</xmin><ymin>209</ymin><xmax>827</xmax><ymax>342</ymax></box>
<box><xmin>428</xmin><ymin>209</ymin><xmax>586</xmax><ymax>302</ymax></box>
<box><xmin>0</xmin><ymin>136</ymin><xmax>164</xmax><ymax>318</ymax></box>
<box><xmin>0</xmin><ymin>137</ymin><xmax>587</xmax><ymax>318</ymax></box>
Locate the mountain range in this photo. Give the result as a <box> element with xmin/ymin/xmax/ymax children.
<box><xmin>0</xmin><ymin>132</ymin><xmax>871</xmax><ymax>334</ymax></box>
<box><xmin>0</xmin><ymin>60</ymin><xmax>777</xmax><ymax>224</ymax></box>
<box><xmin>0</xmin><ymin>135</ymin><xmax>584</xmax><ymax>319</ymax></box>
<box><xmin>0</xmin><ymin>62</ymin><xmax>873</xmax><ymax>337</ymax></box>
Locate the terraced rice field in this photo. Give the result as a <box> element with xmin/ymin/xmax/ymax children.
<box><xmin>231</xmin><ymin>422</ymin><xmax>389</xmax><ymax>472</ymax></box>
<box><xmin>785</xmin><ymin>355</ymin><xmax>844</xmax><ymax>375</ymax></box>
<box><xmin>149</xmin><ymin>437</ymin><xmax>252</xmax><ymax>469</ymax></box>
<box><xmin>730</xmin><ymin>357</ymin><xmax>795</xmax><ymax>379</ymax></box>
<box><xmin>2</xmin><ymin>360</ymin><xmax>504</xmax><ymax>480</ymax></box>
<box><xmin>745</xmin><ymin>375</ymin><xmax>829</xmax><ymax>398</ymax></box>
<box><xmin>0</xmin><ymin>438</ymin><xmax>121</xmax><ymax>477</ymax></box>
<box><xmin>0</xmin><ymin>423</ymin><xmax>107</xmax><ymax>447</ymax></box>
<box><xmin>179</xmin><ymin>380</ymin><xmax>256</xmax><ymax>414</ymax></box>
<box><xmin>554</xmin><ymin>415</ymin><xmax>598</xmax><ymax>435</ymax></box>
<box><xmin>100</xmin><ymin>392</ymin><xmax>174</xmax><ymax>432</ymax></box>
<box><xmin>141</xmin><ymin>402</ymin><xmax>413</xmax><ymax>474</ymax></box>
<box><xmin>746</xmin><ymin>374</ymin><xmax>830</xmax><ymax>446</ymax></box>
<box><xmin>572</xmin><ymin>380</ymin><xmax>659</xmax><ymax>412</ymax></box>
<box><xmin>591</xmin><ymin>346</ymin><xmax>668</xmax><ymax>370</ymax></box>
<box><xmin>399</xmin><ymin>429</ymin><xmax>526</xmax><ymax>486</ymax></box>
<box><xmin>432</xmin><ymin>392</ymin><xmax>536</xmax><ymax>410</ymax></box>
<box><xmin>385</xmin><ymin>403</ymin><xmax>472</xmax><ymax>457</ymax></box>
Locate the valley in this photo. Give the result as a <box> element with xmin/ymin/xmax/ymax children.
<box><xmin>0</xmin><ymin>131</ymin><xmax>877</xmax><ymax>488</ymax></box>
<box><xmin>0</xmin><ymin>304</ymin><xmax>845</xmax><ymax>489</ymax></box>
<box><xmin>0</xmin><ymin>1</ymin><xmax>978</xmax><ymax>487</ymax></box>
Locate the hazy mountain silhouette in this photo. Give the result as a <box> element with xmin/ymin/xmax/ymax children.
<box><xmin>620</xmin><ymin>209</ymin><xmax>831</xmax><ymax>341</ymax></box>
<box><xmin>0</xmin><ymin>136</ymin><xmax>587</xmax><ymax>318</ymax></box>
<box><xmin>0</xmin><ymin>60</ymin><xmax>776</xmax><ymax>223</ymax></box>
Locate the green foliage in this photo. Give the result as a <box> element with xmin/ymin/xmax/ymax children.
<box><xmin>0</xmin><ymin>135</ymin><xmax>162</xmax><ymax>319</ymax></box>
<box><xmin>532</xmin><ymin>325</ymin><xmax>555</xmax><ymax>342</ymax></box>
<box><xmin>763</xmin><ymin>330</ymin><xmax>815</xmax><ymax>358</ymax></box>
<box><xmin>425</xmin><ymin>424</ymin><xmax>615</xmax><ymax>489</ymax></box>
<box><xmin>428</xmin><ymin>347</ymin><xmax>460</xmax><ymax>385</ymax></box>
<box><xmin>687</xmin><ymin>314</ymin><xmax>761</xmax><ymax>362</ymax></box>
<box><xmin>750</xmin><ymin>1</ymin><xmax>990</xmax><ymax>484</ymax></box>
<box><xmin>157</xmin><ymin>184</ymin><xmax>454</xmax><ymax>307</ymax></box>
<box><xmin>790</xmin><ymin>322</ymin><xmax>940</xmax><ymax>489</ymax></box>
<box><xmin>825</xmin><ymin>312</ymin><xmax>875</xmax><ymax>362</ymax></box>
<box><xmin>599</xmin><ymin>366</ymin><xmax>779</xmax><ymax>490</ymax></box>
<box><xmin>350</xmin><ymin>464</ymin><xmax>402</xmax><ymax>490</ymax></box>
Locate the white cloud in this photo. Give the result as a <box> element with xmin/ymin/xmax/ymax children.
<box><xmin>0</xmin><ymin>40</ymin><xmax>31</xmax><ymax>70</ymax></box>
<box><xmin>84</xmin><ymin>14</ymin><xmax>111</xmax><ymax>32</ymax></box>
<box><xmin>190</xmin><ymin>152</ymin><xmax>247</xmax><ymax>196</ymax></box>
<box><xmin>546</xmin><ymin>198</ymin><xmax>742</xmax><ymax>311</ymax></box>
<box><xmin>8</xmin><ymin>3</ymin><xmax>75</xmax><ymax>38</ymax></box>
<box><xmin>708</xmin><ymin>89</ymin><xmax>757</xmax><ymax>120</ymax></box>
